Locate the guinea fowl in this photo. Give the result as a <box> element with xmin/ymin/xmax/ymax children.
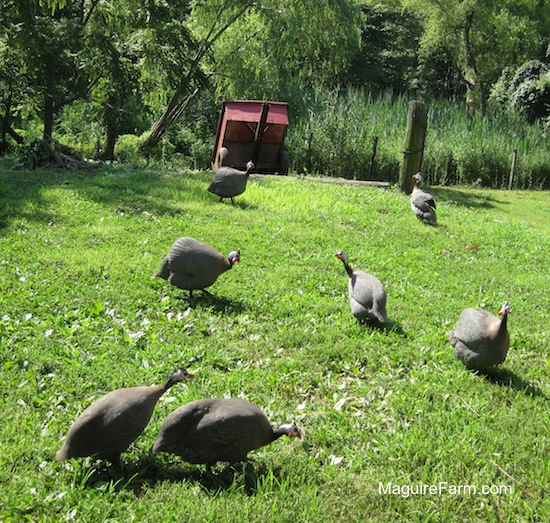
<box><xmin>155</xmin><ymin>237</ymin><xmax>240</xmax><ymax>297</ymax></box>
<box><xmin>447</xmin><ymin>302</ymin><xmax>511</xmax><ymax>370</ymax></box>
<box><xmin>335</xmin><ymin>251</ymin><xmax>387</xmax><ymax>325</ymax></box>
<box><xmin>55</xmin><ymin>367</ymin><xmax>193</xmax><ymax>465</ymax></box>
<box><xmin>152</xmin><ymin>398</ymin><xmax>301</xmax><ymax>465</ymax></box>
<box><xmin>411</xmin><ymin>172</ymin><xmax>437</xmax><ymax>224</ymax></box>
<box><xmin>208</xmin><ymin>148</ymin><xmax>255</xmax><ymax>204</ymax></box>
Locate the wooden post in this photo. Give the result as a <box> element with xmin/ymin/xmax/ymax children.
<box><xmin>305</xmin><ymin>130</ymin><xmax>314</xmax><ymax>174</ymax></box>
<box><xmin>443</xmin><ymin>155</ymin><xmax>453</xmax><ymax>186</ymax></box>
<box><xmin>368</xmin><ymin>136</ymin><xmax>378</xmax><ymax>179</ymax></box>
<box><xmin>508</xmin><ymin>149</ymin><xmax>518</xmax><ymax>190</ymax></box>
<box><xmin>399</xmin><ymin>101</ymin><xmax>429</xmax><ymax>194</ymax></box>
<box><xmin>251</xmin><ymin>102</ymin><xmax>270</xmax><ymax>166</ymax></box>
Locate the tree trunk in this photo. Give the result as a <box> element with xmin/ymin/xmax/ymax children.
<box><xmin>101</xmin><ymin>121</ymin><xmax>117</xmax><ymax>161</ymax></box>
<box><xmin>399</xmin><ymin>100</ymin><xmax>429</xmax><ymax>194</ymax></box>
<box><xmin>140</xmin><ymin>83</ymin><xmax>200</xmax><ymax>151</ymax></box>
<box><xmin>100</xmin><ymin>94</ymin><xmax>118</xmax><ymax>160</ymax></box>
<box><xmin>43</xmin><ymin>92</ymin><xmax>54</xmax><ymax>142</ymax></box>
<box><xmin>462</xmin><ymin>11</ymin><xmax>478</xmax><ymax>120</ymax></box>
<box><xmin>0</xmin><ymin>114</ymin><xmax>25</xmax><ymax>147</ymax></box>
<box><xmin>139</xmin><ymin>3</ymin><xmax>252</xmax><ymax>152</ymax></box>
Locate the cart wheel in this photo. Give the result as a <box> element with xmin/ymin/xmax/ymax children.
<box><xmin>278</xmin><ymin>150</ymin><xmax>289</xmax><ymax>175</ymax></box>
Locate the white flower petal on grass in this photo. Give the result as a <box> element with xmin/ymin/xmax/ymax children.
<box><xmin>128</xmin><ymin>331</ymin><xmax>146</xmax><ymax>341</ymax></box>
<box><xmin>333</xmin><ymin>397</ymin><xmax>347</xmax><ymax>411</ymax></box>
<box><xmin>329</xmin><ymin>455</ymin><xmax>344</xmax><ymax>466</ymax></box>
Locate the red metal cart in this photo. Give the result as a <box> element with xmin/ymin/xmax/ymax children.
<box><xmin>211</xmin><ymin>100</ymin><xmax>289</xmax><ymax>175</ymax></box>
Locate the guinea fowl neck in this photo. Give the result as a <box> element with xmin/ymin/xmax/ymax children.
<box><xmin>499</xmin><ymin>313</ymin><xmax>509</xmax><ymax>333</ymax></box>
<box><xmin>163</xmin><ymin>377</ymin><xmax>178</xmax><ymax>392</ymax></box>
<box><xmin>163</xmin><ymin>370</ymin><xmax>190</xmax><ymax>391</ymax></box>
<box><xmin>271</xmin><ymin>424</ymin><xmax>295</xmax><ymax>441</ymax></box>
<box><xmin>342</xmin><ymin>260</ymin><xmax>353</xmax><ymax>278</ymax></box>
<box><xmin>271</xmin><ymin>429</ymin><xmax>286</xmax><ymax>442</ymax></box>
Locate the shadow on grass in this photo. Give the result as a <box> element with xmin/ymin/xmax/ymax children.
<box><xmin>175</xmin><ymin>292</ymin><xmax>247</xmax><ymax>315</ymax></box>
<box><xmin>429</xmin><ymin>186</ymin><xmax>509</xmax><ymax>211</ymax></box>
<box><xmin>478</xmin><ymin>368</ymin><xmax>548</xmax><ymax>399</ymax></box>
<box><xmin>383</xmin><ymin>320</ymin><xmax>408</xmax><ymax>337</ymax></box>
<box><xmin>209</xmin><ymin>197</ymin><xmax>258</xmax><ymax>210</ymax></box>
<box><xmin>81</xmin><ymin>457</ymin><xmax>284</xmax><ymax>497</ymax></box>
<box><xmin>0</xmin><ymin>165</ymin><xmax>215</xmax><ymax>231</ymax></box>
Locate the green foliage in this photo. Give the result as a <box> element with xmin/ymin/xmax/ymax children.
<box><xmin>284</xmin><ymin>87</ymin><xmax>550</xmax><ymax>188</ymax></box>
<box><xmin>403</xmin><ymin>0</ymin><xmax>550</xmax><ymax>111</ymax></box>
<box><xmin>115</xmin><ymin>134</ymin><xmax>146</xmax><ymax>164</ymax></box>
<box><xmin>350</xmin><ymin>2</ymin><xmax>422</xmax><ymax>92</ymax></box>
<box><xmin>490</xmin><ymin>60</ymin><xmax>550</xmax><ymax>124</ymax></box>
<box><xmin>200</xmin><ymin>0</ymin><xmax>363</xmax><ymax>107</ymax></box>
<box><xmin>0</xmin><ymin>164</ymin><xmax>549</xmax><ymax>521</ymax></box>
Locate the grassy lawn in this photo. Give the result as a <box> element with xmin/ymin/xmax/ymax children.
<box><xmin>1</xmin><ymin>164</ymin><xmax>549</xmax><ymax>522</ymax></box>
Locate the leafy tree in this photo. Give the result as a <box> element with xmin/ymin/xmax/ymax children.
<box><xmin>349</xmin><ymin>1</ymin><xmax>422</xmax><ymax>93</ymax></box>
<box><xmin>404</xmin><ymin>0</ymin><xmax>550</xmax><ymax>117</ymax></box>
<box><xmin>491</xmin><ymin>60</ymin><xmax>550</xmax><ymax>123</ymax></box>
<box><xmin>0</xmin><ymin>1</ymin><xmax>97</xmax><ymax>143</ymax></box>
<box><xmin>0</xmin><ymin>17</ymin><xmax>27</xmax><ymax>150</ymax></box>
<box><xmin>140</xmin><ymin>0</ymin><xmax>363</xmax><ymax>150</ymax></box>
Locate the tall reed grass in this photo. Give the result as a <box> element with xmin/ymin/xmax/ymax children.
<box><xmin>285</xmin><ymin>87</ymin><xmax>550</xmax><ymax>189</ymax></box>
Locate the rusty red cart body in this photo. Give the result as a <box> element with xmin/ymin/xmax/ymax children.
<box><xmin>211</xmin><ymin>100</ymin><xmax>289</xmax><ymax>175</ymax></box>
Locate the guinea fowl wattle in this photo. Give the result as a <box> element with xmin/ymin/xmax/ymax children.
<box><xmin>335</xmin><ymin>251</ymin><xmax>387</xmax><ymax>325</ymax></box>
<box><xmin>208</xmin><ymin>147</ymin><xmax>255</xmax><ymax>204</ymax></box>
<box><xmin>410</xmin><ymin>172</ymin><xmax>437</xmax><ymax>224</ymax></box>
<box><xmin>447</xmin><ymin>302</ymin><xmax>511</xmax><ymax>370</ymax></box>
<box><xmin>55</xmin><ymin>367</ymin><xmax>193</xmax><ymax>465</ymax></box>
<box><xmin>155</xmin><ymin>237</ymin><xmax>240</xmax><ymax>297</ymax></box>
<box><xmin>152</xmin><ymin>398</ymin><xmax>301</xmax><ymax>465</ymax></box>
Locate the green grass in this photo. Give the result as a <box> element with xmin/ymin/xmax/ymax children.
<box><xmin>0</xmin><ymin>163</ymin><xmax>549</xmax><ymax>522</ymax></box>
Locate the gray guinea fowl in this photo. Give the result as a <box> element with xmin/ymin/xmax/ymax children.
<box><xmin>410</xmin><ymin>172</ymin><xmax>437</xmax><ymax>224</ymax></box>
<box><xmin>55</xmin><ymin>367</ymin><xmax>193</xmax><ymax>465</ymax></box>
<box><xmin>152</xmin><ymin>398</ymin><xmax>301</xmax><ymax>465</ymax></box>
<box><xmin>155</xmin><ymin>237</ymin><xmax>240</xmax><ymax>297</ymax></box>
<box><xmin>335</xmin><ymin>251</ymin><xmax>387</xmax><ymax>325</ymax></box>
<box><xmin>447</xmin><ymin>302</ymin><xmax>511</xmax><ymax>370</ymax></box>
<box><xmin>208</xmin><ymin>147</ymin><xmax>255</xmax><ymax>204</ymax></box>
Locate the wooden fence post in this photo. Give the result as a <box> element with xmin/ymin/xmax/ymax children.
<box><xmin>508</xmin><ymin>149</ymin><xmax>518</xmax><ymax>190</ymax></box>
<box><xmin>368</xmin><ymin>136</ymin><xmax>379</xmax><ymax>179</ymax></box>
<box><xmin>399</xmin><ymin>101</ymin><xmax>429</xmax><ymax>194</ymax></box>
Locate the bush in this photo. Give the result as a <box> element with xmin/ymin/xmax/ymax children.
<box><xmin>115</xmin><ymin>134</ymin><xmax>145</xmax><ymax>164</ymax></box>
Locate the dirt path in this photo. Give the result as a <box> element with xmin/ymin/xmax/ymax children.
<box><xmin>251</xmin><ymin>173</ymin><xmax>391</xmax><ymax>188</ymax></box>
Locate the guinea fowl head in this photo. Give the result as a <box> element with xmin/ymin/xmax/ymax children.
<box><xmin>228</xmin><ymin>249</ymin><xmax>241</xmax><ymax>265</ymax></box>
<box><xmin>412</xmin><ymin>172</ymin><xmax>423</xmax><ymax>183</ymax></box>
<box><xmin>245</xmin><ymin>161</ymin><xmax>255</xmax><ymax>172</ymax></box>
<box><xmin>498</xmin><ymin>302</ymin><xmax>511</xmax><ymax>317</ymax></box>
<box><xmin>276</xmin><ymin>422</ymin><xmax>302</xmax><ymax>439</ymax></box>
<box><xmin>335</xmin><ymin>251</ymin><xmax>348</xmax><ymax>264</ymax></box>
<box><xmin>164</xmin><ymin>367</ymin><xmax>194</xmax><ymax>390</ymax></box>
